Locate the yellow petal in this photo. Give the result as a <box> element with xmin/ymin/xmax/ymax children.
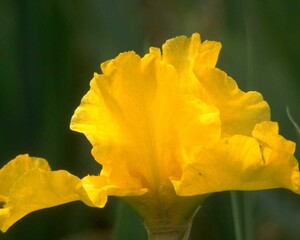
<box><xmin>162</xmin><ymin>33</ymin><xmax>220</xmax><ymax>94</ymax></box>
<box><xmin>82</xmin><ymin>175</ymin><xmax>148</xmax><ymax>197</ymax></box>
<box><xmin>194</xmin><ymin>40</ymin><xmax>222</xmax><ymax>73</ymax></box>
<box><xmin>175</xmin><ymin>96</ymin><xmax>220</xmax><ymax>149</ymax></box>
<box><xmin>252</xmin><ymin>121</ymin><xmax>296</xmax><ymax>154</ymax></box>
<box><xmin>70</xmin><ymin>73</ymin><xmax>123</xmax><ymax>148</ymax></box>
<box><xmin>162</xmin><ymin>33</ymin><xmax>202</xmax><ymax>74</ymax></box>
<box><xmin>172</xmin><ymin>130</ymin><xmax>300</xmax><ymax>196</ymax></box>
<box><xmin>161</xmin><ymin>33</ymin><xmax>268</xmax><ymax>137</ymax></box>
<box><xmin>71</xmin><ymin>50</ymin><xmax>171</xmax><ymax>192</ymax></box>
<box><xmin>195</xmin><ymin>68</ymin><xmax>270</xmax><ymax>136</ymax></box>
<box><xmin>70</xmin><ymin>44</ymin><xmax>222</xmax><ymax>195</ymax></box>
<box><xmin>0</xmin><ymin>155</ymin><xmax>107</xmax><ymax>232</ymax></box>
<box><xmin>0</xmin><ymin>154</ymin><xmax>50</xmax><ymax>202</ymax></box>
<box><xmin>162</xmin><ymin>33</ymin><xmax>221</xmax><ymax>75</ymax></box>
<box><xmin>252</xmin><ymin>121</ymin><xmax>300</xmax><ymax>192</ymax></box>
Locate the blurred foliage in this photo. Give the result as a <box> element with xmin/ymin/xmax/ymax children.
<box><xmin>0</xmin><ymin>0</ymin><xmax>299</xmax><ymax>239</ymax></box>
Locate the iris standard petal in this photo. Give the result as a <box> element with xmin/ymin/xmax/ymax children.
<box><xmin>195</xmin><ymin>67</ymin><xmax>270</xmax><ymax>136</ymax></box>
<box><xmin>162</xmin><ymin>33</ymin><xmax>222</xmax><ymax>104</ymax></box>
<box><xmin>162</xmin><ymin>33</ymin><xmax>221</xmax><ymax>76</ymax></box>
<box><xmin>70</xmin><ymin>44</ymin><xmax>222</xmax><ymax>196</ymax></box>
<box><xmin>161</xmin><ymin>33</ymin><xmax>269</xmax><ymax>137</ymax></box>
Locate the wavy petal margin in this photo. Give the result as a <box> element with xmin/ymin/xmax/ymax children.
<box><xmin>0</xmin><ymin>155</ymin><xmax>107</xmax><ymax>232</ymax></box>
<box><xmin>195</xmin><ymin>68</ymin><xmax>270</xmax><ymax>137</ymax></box>
<box><xmin>172</xmin><ymin>121</ymin><xmax>300</xmax><ymax>196</ymax></box>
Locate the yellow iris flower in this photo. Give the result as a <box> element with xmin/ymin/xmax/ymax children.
<box><xmin>0</xmin><ymin>33</ymin><xmax>299</xmax><ymax>234</ymax></box>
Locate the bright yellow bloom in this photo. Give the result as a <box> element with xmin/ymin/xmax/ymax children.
<box><xmin>0</xmin><ymin>33</ymin><xmax>299</xmax><ymax>234</ymax></box>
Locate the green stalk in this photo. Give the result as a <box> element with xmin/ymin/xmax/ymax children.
<box><xmin>230</xmin><ymin>191</ymin><xmax>243</xmax><ymax>240</ymax></box>
<box><xmin>243</xmin><ymin>192</ymin><xmax>253</xmax><ymax>240</ymax></box>
<box><xmin>146</xmin><ymin>224</ymin><xmax>192</xmax><ymax>240</ymax></box>
<box><xmin>144</xmin><ymin>204</ymin><xmax>200</xmax><ymax>240</ymax></box>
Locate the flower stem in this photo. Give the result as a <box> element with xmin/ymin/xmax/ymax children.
<box><xmin>243</xmin><ymin>192</ymin><xmax>253</xmax><ymax>240</ymax></box>
<box><xmin>230</xmin><ymin>191</ymin><xmax>243</xmax><ymax>240</ymax></box>
<box><xmin>146</xmin><ymin>222</ymin><xmax>192</xmax><ymax>240</ymax></box>
<box><xmin>145</xmin><ymin>204</ymin><xmax>200</xmax><ymax>240</ymax></box>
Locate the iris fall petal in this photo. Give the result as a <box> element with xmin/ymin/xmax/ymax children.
<box><xmin>0</xmin><ymin>155</ymin><xmax>107</xmax><ymax>232</ymax></box>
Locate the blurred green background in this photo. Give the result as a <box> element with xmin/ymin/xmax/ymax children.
<box><xmin>0</xmin><ymin>0</ymin><xmax>299</xmax><ymax>239</ymax></box>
